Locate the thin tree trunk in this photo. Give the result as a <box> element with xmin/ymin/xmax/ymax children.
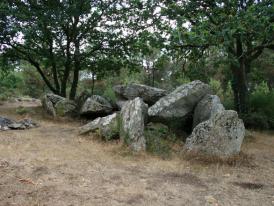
<box><xmin>91</xmin><ymin>72</ymin><xmax>95</xmax><ymax>95</ymax></box>
<box><xmin>61</xmin><ymin>39</ymin><xmax>72</xmax><ymax>98</ymax></box>
<box><xmin>69</xmin><ymin>40</ymin><xmax>80</xmax><ymax>100</ymax></box>
<box><xmin>231</xmin><ymin>60</ymin><xmax>248</xmax><ymax>114</ymax></box>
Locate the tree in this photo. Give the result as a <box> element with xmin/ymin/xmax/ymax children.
<box><xmin>164</xmin><ymin>0</ymin><xmax>274</xmax><ymax>113</ymax></box>
<box><xmin>1</xmin><ymin>0</ymin><xmax>161</xmax><ymax>99</ymax></box>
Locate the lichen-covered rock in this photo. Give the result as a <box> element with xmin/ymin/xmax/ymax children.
<box><xmin>0</xmin><ymin>117</ymin><xmax>15</xmax><ymax>127</ymax></box>
<box><xmin>0</xmin><ymin>117</ymin><xmax>38</xmax><ymax>131</ymax></box>
<box><xmin>45</xmin><ymin>93</ymin><xmax>65</xmax><ymax>105</ymax></box>
<box><xmin>79</xmin><ymin>113</ymin><xmax>119</xmax><ymax>140</ymax></box>
<box><xmin>193</xmin><ymin>94</ymin><xmax>225</xmax><ymax>127</ymax></box>
<box><xmin>41</xmin><ymin>95</ymin><xmax>56</xmax><ymax>117</ymax></box>
<box><xmin>113</xmin><ymin>83</ymin><xmax>167</xmax><ymax>105</ymax></box>
<box><xmin>55</xmin><ymin>99</ymin><xmax>77</xmax><ymax>117</ymax></box>
<box><xmin>80</xmin><ymin>95</ymin><xmax>112</xmax><ymax>116</ymax></box>
<box><xmin>120</xmin><ymin>97</ymin><xmax>148</xmax><ymax>151</ymax></box>
<box><xmin>148</xmin><ymin>80</ymin><xmax>211</xmax><ymax>122</ymax></box>
<box><xmin>185</xmin><ymin>110</ymin><xmax>245</xmax><ymax>157</ymax></box>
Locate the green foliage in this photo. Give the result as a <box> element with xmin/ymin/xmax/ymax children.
<box><xmin>0</xmin><ymin>70</ymin><xmax>23</xmax><ymax>99</ymax></box>
<box><xmin>16</xmin><ymin>106</ymin><xmax>29</xmax><ymax>115</ymax></box>
<box><xmin>102</xmin><ymin>77</ymin><xmax>117</xmax><ymax>104</ymax></box>
<box><xmin>222</xmin><ymin>81</ymin><xmax>234</xmax><ymax>110</ymax></box>
<box><xmin>245</xmin><ymin>82</ymin><xmax>274</xmax><ymax>129</ymax></box>
<box><xmin>209</xmin><ymin>78</ymin><xmax>224</xmax><ymax>99</ymax></box>
<box><xmin>119</xmin><ymin>67</ymin><xmax>146</xmax><ymax>85</ymax></box>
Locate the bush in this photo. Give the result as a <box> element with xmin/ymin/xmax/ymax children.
<box><xmin>16</xmin><ymin>106</ymin><xmax>30</xmax><ymax>115</ymax></box>
<box><xmin>209</xmin><ymin>78</ymin><xmax>224</xmax><ymax>99</ymax></box>
<box><xmin>222</xmin><ymin>81</ymin><xmax>234</xmax><ymax>110</ymax></box>
<box><xmin>241</xmin><ymin>112</ymin><xmax>270</xmax><ymax>130</ymax></box>
<box><xmin>246</xmin><ymin>82</ymin><xmax>274</xmax><ymax>129</ymax></box>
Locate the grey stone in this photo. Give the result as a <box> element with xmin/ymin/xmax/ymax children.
<box><xmin>41</xmin><ymin>95</ymin><xmax>56</xmax><ymax>117</ymax></box>
<box><xmin>55</xmin><ymin>99</ymin><xmax>77</xmax><ymax>117</ymax></box>
<box><xmin>113</xmin><ymin>83</ymin><xmax>167</xmax><ymax>105</ymax></box>
<box><xmin>80</xmin><ymin>95</ymin><xmax>112</xmax><ymax>116</ymax></box>
<box><xmin>193</xmin><ymin>94</ymin><xmax>225</xmax><ymax>127</ymax></box>
<box><xmin>0</xmin><ymin>117</ymin><xmax>16</xmax><ymax>127</ymax></box>
<box><xmin>148</xmin><ymin>80</ymin><xmax>211</xmax><ymax>122</ymax></box>
<box><xmin>18</xmin><ymin>119</ymin><xmax>38</xmax><ymax>128</ymax></box>
<box><xmin>8</xmin><ymin>123</ymin><xmax>26</xmax><ymax>129</ymax></box>
<box><xmin>120</xmin><ymin>97</ymin><xmax>148</xmax><ymax>151</ymax></box>
<box><xmin>45</xmin><ymin>93</ymin><xmax>65</xmax><ymax>105</ymax></box>
<box><xmin>116</xmin><ymin>99</ymin><xmax>128</xmax><ymax>110</ymax></box>
<box><xmin>79</xmin><ymin>113</ymin><xmax>119</xmax><ymax>140</ymax></box>
<box><xmin>0</xmin><ymin>117</ymin><xmax>38</xmax><ymax>130</ymax></box>
<box><xmin>185</xmin><ymin>110</ymin><xmax>245</xmax><ymax>157</ymax></box>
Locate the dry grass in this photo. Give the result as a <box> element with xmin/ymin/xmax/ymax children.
<box><xmin>0</xmin><ymin>101</ymin><xmax>274</xmax><ymax>206</ymax></box>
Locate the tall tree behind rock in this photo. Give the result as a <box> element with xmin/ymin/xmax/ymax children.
<box><xmin>163</xmin><ymin>0</ymin><xmax>274</xmax><ymax>113</ymax></box>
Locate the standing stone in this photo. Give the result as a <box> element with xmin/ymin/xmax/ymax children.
<box><xmin>113</xmin><ymin>83</ymin><xmax>167</xmax><ymax>105</ymax></box>
<box><xmin>79</xmin><ymin>113</ymin><xmax>119</xmax><ymax>140</ymax></box>
<box><xmin>185</xmin><ymin>110</ymin><xmax>245</xmax><ymax>157</ymax></box>
<box><xmin>193</xmin><ymin>94</ymin><xmax>225</xmax><ymax>127</ymax></box>
<box><xmin>120</xmin><ymin>97</ymin><xmax>148</xmax><ymax>151</ymax></box>
<box><xmin>41</xmin><ymin>95</ymin><xmax>56</xmax><ymax>117</ymax></box>
<box><xmin>80</xmin><ymin>95</ymin><xmax>112</xmax><ymax>116</ymax></box>
<box><xmin>148</xmin><ymin>80</ymin><xmax>211</xmax><ymax>122</ymax></box>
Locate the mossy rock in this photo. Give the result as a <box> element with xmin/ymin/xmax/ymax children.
<box><xmin>55</xmin><ymin>99</ymin><xmax>77</xmax><ymax>117</ymax></box>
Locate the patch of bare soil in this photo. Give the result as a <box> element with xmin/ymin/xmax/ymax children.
<box><xmin>0</xmin><ymin>101</ymin><xmax>274</xmax><ymax>206</ymax></box>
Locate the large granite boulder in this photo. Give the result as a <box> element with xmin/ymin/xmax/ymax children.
<box><xmin>185</xmin><ymin>110</ymin><xmax>245</xmax><ymax>157</ymax></box>
<box><xmin>193</xmin><ymin>94</ymin><xmax>225</xmax><ymax>128</ymax></box>
<box><xmin>148</xmin><ymin>80</ymin><xmax>211</xmax><ymax>122</ymax></box>
<box><xmin>79</xmin><ymin>113</ymin><xmax>119</xmax><ymax>140</ymax></box>
<box><xmin>120</xmin><ymin>97</ymin><xmax>148</xmax><ymax>151</ymax></box>
<box><xmin>113</xmin><ymin>83</ymin><xmax>167</xmax><ymax>105</ymax></box>
<box><xmin>55</xmin><ymin>99</ymin><xmax>77</xmax><ymax>117</ymax></box>
<box><xmin>80</xmin><ymin>95</ymin><xmax>113</xmax><ymax>116</ymax></box>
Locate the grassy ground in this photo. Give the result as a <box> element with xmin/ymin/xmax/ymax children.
<box><xmin>0</xmin><ymin>100</ymin><xmax>274</xmax><ymax>206</ymax></box>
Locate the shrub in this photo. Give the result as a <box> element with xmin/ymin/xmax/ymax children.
<box><xmin>246</xmin><ymin>82</ymin><xmax>274</xmax><ymax>129</ymax></box>
<box><xmin>103</xmin><ymin>80</ymin><xmax>117</xmax><ymax>104</ymax></box>
<box><xmin>222</xmin><ymin>81</ymin><xmax>234</xmax><ymax>110</ymax></box>
<box><xmin>209</xmin><ymin>78</ymin><xmax>224</xmax><ymax>98</ymax></box>
<box><xmin>16</xmin><ymin>106</ymin><xmax>29</xmax><ymax>115</ymax></box>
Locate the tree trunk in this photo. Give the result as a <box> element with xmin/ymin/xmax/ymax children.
<box><xmin>231</xmin><ymin>60</ymin><xmax>248</xmax><ymax>114</ymax></box>
<box><xmin>152</xmin><ymin>67</ymin><xmax>155</xmax><ymax>87</ymax></box>
<box><xmin>91</xmin><ymin>72</ymin><xmax>95</xmax><ymax>95</ymax></box>
<box><xmin>61</xmin><ymin>40</ymin><xmax>72</xmax><ymax>98</ymax></box>
<box><xmin>69</xmin><ymin>40</ymin><xmax>80</xmax><ymax>100</ymax></box>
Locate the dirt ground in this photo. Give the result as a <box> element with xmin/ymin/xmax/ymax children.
<box><xmin>0</xmin><ymin>100</ymin><xmax>274</xmax><ymax>206</ymax></box>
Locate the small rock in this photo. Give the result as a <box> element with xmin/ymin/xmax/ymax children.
<box><xmin>205</xmin><ymin>195</ymin><xmax>218</xmax><ymax>204</ymax></box>
<box><xmin>223</xmin><ymin>173</ymin><xmax>231</xmax><ymax>177</ymax></box>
